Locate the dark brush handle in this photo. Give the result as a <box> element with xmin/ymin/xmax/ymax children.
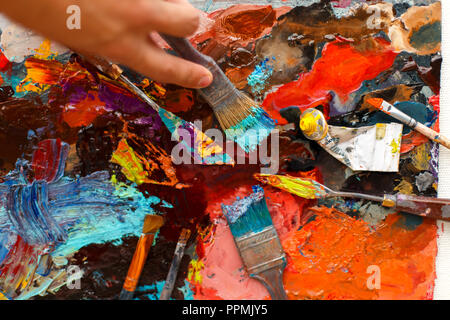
<box><xmin>384</xmin><ymin>194</ymin><xmax>450</xmax><ymax>221</ymax></box>
<box><xmin>159</xmin><ymin>33</ymin><xmax>238</xmax><ymax>107</ymax></box>
<box><xmin>252</xmin><ymin>266</ymin><xmax>288</xmax><ymax>300</ymax></box>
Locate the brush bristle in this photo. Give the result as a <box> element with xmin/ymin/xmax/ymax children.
<box><xmin>214</xmin><ymin>93</ymin><xmax>275</xmax><ymax>153</ymax></box>
<box><xmin>143</xmin><ymin>215</ymin><xmax>164</xmax><ymax>234</ymax></box>
<box><xmin>222</xmin><ymin>186</ymin><xmax>273</xmax><ymax>238</ymax></box>
<box><xmin>215</xmin><ymin>93</ymin><xmax>274</xmax><ymax>130</ymax></box>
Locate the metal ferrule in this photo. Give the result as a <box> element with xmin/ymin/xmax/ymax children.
<box><xmin>234</xmin><ymin>226</ymin><xmax>286</xmax><ymax>276</ymax></box>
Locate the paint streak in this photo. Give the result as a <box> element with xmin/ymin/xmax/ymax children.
<box><xmin>282</xmin><ymin>206</ymin><xmax>436</xmax><ymax>300</ymax></box>
<box><xmin>389</xmin><ymin>2</ymin><xmax>441</xmax><ymax>55</ymax></box>
<box><xmin>224</xmin><ymin>106</ymin><xmax>274</xmax><ymax>153</ymax></box>
<box><xmin>262</xmin><ymin>38</ymin><xmax>398</xmax><ymax>124</ymax></box>
<box><xmin>255</xmin><ymin>174</ymin><xmax>327</xmax><ymax>200</ymax></box>
<box><xmin>247</xmin><ymin>57</ymin><xmax>274</xmax><ymax>96</ymax></box>
<box><xmin>158</xmin><ymin>109</ymin><xmax>234</xmax><ymax>166</ymax></box>
<box><xmin>110</xmin><ymin>134</ymin><xmax>180</xmax><ymax>187</ymax></box>
<box><xmin>0</xmin><ymin>139</ymin><xmax>169</xmax><ymax>298</ymax></box>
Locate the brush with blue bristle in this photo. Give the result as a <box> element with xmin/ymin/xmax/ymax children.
<box><xmin>160</xmin><ymin>34</ymin><xmax>275</xmax><ymax>153</ymax></box>
<box><xmin>222</xmin><ymin>185</ymin><xmax>288</xmax><ymax>300</ymax></box>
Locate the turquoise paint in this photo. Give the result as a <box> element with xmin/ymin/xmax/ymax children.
<box><xmin>222</xmin><ymin>185</ymin><xmax>274</xmax><ymax>238</ymax></box>
<box><xmin>135</xmin><ymin>281</ymin><xmax>165</xmax><ymax>300</ymax></box>
<box><xmin>225</xmin><ymin>107</ymin><xmax>274</xmax><ymax>153</ymax></box>
<box><xmin>247</xmin><ymin>58</ymin><xmax>274</xmax><ymax>95</ymax></box>
<box><xmin>135</xmin><ymin>279</ymin><xmax>193</xmax><ymax>300</ymax></box>
<box><xmin>51</xmin><ymin>177</ymin><xmax>165</xmax><ymax>257</ymax></box>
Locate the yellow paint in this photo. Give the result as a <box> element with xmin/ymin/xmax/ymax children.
<box><xmin>188</xmin><ymin>259</ymin><xmax>205</xmax><ymax>284</ymax></box>
<box><xmin>300</xmin><ymin>112</ymin><xmax>319</xmax><ymax>136</ymax></box>
<box><xmin>110</xmin><ymin>174</ymin><xmax>118</xmax><ymax>185</ymax></box>
<box><xmin>194</xmin><ymin>129</ymin><xmax>232</xmax><ymax>164</ymax></box>
<box><xmin>410</xmin><ymin>143</ymin><xmax>431</xmax><ymax>171</ymax></box>
<box><xmin>390</xmin><ymin>135</ymin><xmax>401</xmax><ymax>154</ymax></box>
<box><xmin>0</xmin><ymin>291</ymin><xmax>8</xmax><ymax>300</ymax></box>
<box><xmin>110</xmin><ymin>135</ymin><xmax>181</xmax><ymax>187</ymax></box>
<box><xmin>394</xmin><ymin>180</ymin><xmax>414</xmax><ymax>195</ymax></box>
<box><xmin>375</xmin><ymin>123</ymin><xmax>387</xmax><ymax>140</ymax></box>
<box><xmin>111</xmin><ymin>139</ymin><xmax>149</xmax><ymax>185</ymax></box>
<box><xmin>254</xmin><ymin>174</ymin><xmax>326</xmax><ymax>199</ymax></box>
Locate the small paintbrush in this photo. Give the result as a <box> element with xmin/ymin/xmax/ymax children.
<box><xmin>119</xmin><ymin>215</ymin><xmax>164</xmax><ymax>300</ymax></box>
<box><xmin>159</xmin><ymin>228</ymin><xmax>191</xmax><ymax>300</ymax></box>
<box><xmin>160</xmin><ymin>34</ymin><xmax>275</xmax><ymax>153</ymax></box>
<box><xmin>366</xmin><ymin>98</ymin><xmax>450</xmax><ymax>149</ymax></box>
<box><xmin>254</xmin><ymin>173</ymin><xmax>450</xmax><ymax>222</ymax></box>
<box><xmin>81</xmin><ymin>54</ymin><xmax>234</xmax><ymax>165</ymax></box>
<box><xmin>222</xmin><ymin>185</ymin><xmax>288</xmax><ymax>300</ymax></box>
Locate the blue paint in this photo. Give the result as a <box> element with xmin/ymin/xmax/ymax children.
<box><xmin>222</xmin><ymin>185</ymin><xmax>273</xmax><ymax>238</ymax></box>
<box><xmin>247</xmin><ymin>58</ymin><xmax>274</xmax><ymax>95</ymax></box>
<box><xmin>6</xmin><ymin>181</ymin><xmax>67</xmax><ymax>245</ymax></box>
<box><xmin>395</xmin><ymin>212</ymin><xmax>423</xmax><ymax>231</ymax></box>
<box><xmin>0</xmin><ymin>141</ymin><xmax>169</xmax><ymax>263</ymax></box>
<box><xmin>365</xmin><ymin>101</ymin><xmax>432</xmax><ymax>134</ymax></box>
<box><xmin>135</xmin><ymin>281</ymin><xmax>165</xmax><ymax>300</ymax></box>
<box><xmin>135</xmin><ymin>279</ymin><xmax>193</xmax><ymax>300</ymax></box>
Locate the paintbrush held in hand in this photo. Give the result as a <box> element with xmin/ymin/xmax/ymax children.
<box><xmin>222</xmin><ymin>186</ymin><xmax>288</xmax><ymax>300</ymax></box>
<box><xmin>81</xmin><ymin>54</ymin><xmax>234</xmax><ymax>166</ymax></box>
<box><xmin>254</xmin><ymin>173</ymin><xmax>450</xmax><ymax>222</ymax></box>
<box><xmin>366</xmin><ymin>98</ymin><xmax>450</xmax><ymax>149</ymax></box>
<box><xmin>160</xmin><ymin>34</ymin><xmax>275</xmax><ymax>153</ymax></box>
<box><xmin>119</xmin><ymin>215</ymin><xmax>164</xmax><ymax>300</ymax></box>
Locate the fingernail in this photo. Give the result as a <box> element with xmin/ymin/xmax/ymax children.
<box><xmin>198</xmin><ymin>74</ymin><xmax>212</xmax><ymax>88</ymax></box>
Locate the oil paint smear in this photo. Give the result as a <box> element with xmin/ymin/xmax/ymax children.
<box><xmin>262</xmin><ymin>37</ymin><xmax>398</xmax><ymax>124</ymax></box>
<box><xmin>0</xmin><ymin>0</ymin><xmax>443</xmax><ymax>300</ymax></box>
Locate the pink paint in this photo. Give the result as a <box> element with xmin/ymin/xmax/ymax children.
<box><xmin>192</xmin><ymin>183</ymin><xmax>311</xmax><ymax>299</ymax></box>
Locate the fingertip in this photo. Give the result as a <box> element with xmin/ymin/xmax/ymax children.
<box><xmin>196</xmin><ymin>71</ymin><xmax>213</xmax><ymax>88</ymax></box>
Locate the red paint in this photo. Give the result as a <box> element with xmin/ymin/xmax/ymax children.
<box><xmin>262</xmin><ymin>38</ymin><xmax>398</xmax><ymax>124</ymax></box>
<box><xmin>32</xmin><ymin>139</ymin><xmax>64</xmax><ymax>182</ymax></box>
<box><xmin>0</xmin><ymin>52</ymin><xmax>10</xmax><ymax>71</ymax></box>
<box><xmin>164</xmin><ymin>88</ymin><xmax>195</xmax><ymax>113</ymax></box>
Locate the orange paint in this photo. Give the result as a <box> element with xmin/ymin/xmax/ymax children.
<box><xmin>16</xmin><ymin>57</ymin><xmax>91</xmax><ymax>94</ymax></box>
<box><xmin>111</xmin><ymin>124</ymin><xmax>183</xmax><ymax>188</ymax></box>
<box><xmin>262</xmin><ymin>38</ymin><xmax>398</xmax><ymax>124</ymax></box>
<box><xmin>62</xmin><ymin>90</ymin><xmax>107</xmax><ymax>127</ymax></box>
<box><xmin>366</xmin><ymin>98</ymin><xmax>384</xmax><ymax>109</ymax></box>
<box><xmin>283</xmin><ymin>207</ymin><xmax>437</xmax><ymax>299</ymax></box>
<box><xmin>191</xmin><ymin>5</ymin><xmax>290</xmax><ymax>58</ymax></box>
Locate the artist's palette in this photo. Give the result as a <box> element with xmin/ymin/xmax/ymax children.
<box><xmin>0</xmin><ymin>0</ymin><xmax>442</xmax><ymax>300</ymax></box>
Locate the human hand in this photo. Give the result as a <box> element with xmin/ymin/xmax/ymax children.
<box><xmin>1</xmin><ymin>0</ymin><xmax>213</xmax><ymax>88</ymax></box>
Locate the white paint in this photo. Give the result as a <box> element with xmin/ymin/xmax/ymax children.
<box><xmin>319</xmin><ymin>123</ymin><xmax>403</xmax><ymax>172</ymax></box>
<box><xmin>0</xmin><ymin>15</ymin><xmax>68</xmax><ymax>63</ymax></box>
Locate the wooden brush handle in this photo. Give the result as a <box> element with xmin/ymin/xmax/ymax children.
<box><xmin>414</xmin><ymin>122</ymin><xmax>450</xmax><ymax>149</ymax></box>
<box><xmin>384</xmin><ymin>194</ymin><xmax>450</xmax><ymax>221</ymax></box>
<box><xmin>160</xmin><ymin>229</ymin><xmax>191</xmax><ymax>300</ymax></box>
<box><xmin>120</xmin><ymin>233</ymin><xmax>155</xmax><ymax>299</ymax></box>
<box><xmin>159</xmin><ymin>34</ymin><xmax>238</xmax><ymax>106</ymax></box>
<box><xmin>82</xmin><ymin>55</ymin><xmax>123</xmax><ymax>80</ymax></box>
